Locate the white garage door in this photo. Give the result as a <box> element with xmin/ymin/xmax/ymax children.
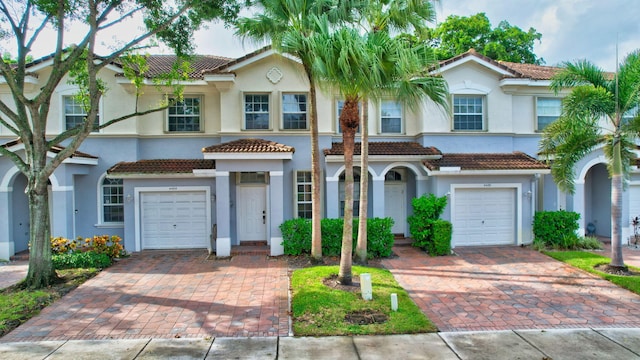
<box><xmin>453</xmin><ymin>188</ymin><xmax>516</xmax><ymax>246</ymax></box>
<box><xmin>141</xmin><ymin>191</ymin><xmax>208</xmax><ymax>249</ymax></box>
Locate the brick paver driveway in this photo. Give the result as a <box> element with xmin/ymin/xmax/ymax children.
<box><xmin>384</xmin><ymin>246</ymin><xmax>640</xmax><ymax>332</ymax></box>
<box><xmin>2</xmin><ymin>251</ymin><xmax>289</xmax><ymax>342</ymax></box>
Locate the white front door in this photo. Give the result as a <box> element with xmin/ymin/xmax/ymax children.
<box><xmin>453</xmin><ymin>188</ymin><xmax>516</xmax><ymax>246</ymax></box>
<box><xmin>385</xmin><ymin>183</ymin><xmax>406</xmax><ymax>234</ymax></box>
<box><xmin>237</xmin><ymin>185</ymin><xmax>267</xmax><ymax>241</ymax></box>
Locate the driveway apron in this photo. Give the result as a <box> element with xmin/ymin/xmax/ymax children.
<box><xmin>383</xmin><ymin>246</ymin><xmax>640</xmax><ymax>332</ymax></box>
<box><xmin>1</xmin><ymin>251</ymin><xmax>289</xmax><ymax>342</ymax></box>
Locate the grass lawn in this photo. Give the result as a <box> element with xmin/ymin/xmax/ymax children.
<box><xmin>544</xmin><ymin>251</ymin><xmax>640</xmax><ymax>295</ymax></box>
<box><xmin>291</xmin><ymin>265</ymin><xmax>436</xmax><ymax>336</ymax></box>
<box><xmin>0</xmin><ymin>268</ymin><xmax>99</xmax><ymax>337</ymax></box>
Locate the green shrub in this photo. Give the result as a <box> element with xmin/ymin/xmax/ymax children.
<box><xmin>533</xmin><ymin>210</ymin><xmax>580</xmax><ymax>249</ymax></box>
<box><xmin>431</xmin><ymin>220</ymin><xmax>452</xmax><ymax>256</ymax></box>
<box><xmin>577</xmin><ymin>236</ymin><xmax>604</xmax><ymax>250</ymax></box>
<box><xmin>280</xmin><ymin>217</ymin><xmax>395</xmax><ymax>258</ymax></box>
<box><xmin>408</xmin><ymin>194</ymin><xmax>449</xmax><ymax>255</ymax></box>
<box><xmin>365</xmin><ymin>218</ymin><xmax>395</xmax><ymax>258</ymax></box>
<box><xmin>52</xmin><ymin>251</ymin><xmax>112</xmax><ymax>269</ymax></box>
<box><xmin>320</xmin><ymin>218</ymin><xmax>344</xmax><ymax>256</ymax></box>
<box><xmin>280</xmin><ymin>218</ymin><xmax>311</xmax><ymax>256</ymax></box>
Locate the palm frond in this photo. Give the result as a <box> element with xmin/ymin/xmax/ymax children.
<box><xmin>551</xmin><ymin>59</ymin><xmax>610</xmax><ymax>94</ymax></box>
<box><xmin>540</xmin><ymin>114</ymin><xmax>602</xmax><ymax>193</ymax></box>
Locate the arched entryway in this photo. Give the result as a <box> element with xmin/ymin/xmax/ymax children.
<box><xmin>584</xmin><ymin>163</ymin><xmax>611</xmax><ymax>237</ymax></box>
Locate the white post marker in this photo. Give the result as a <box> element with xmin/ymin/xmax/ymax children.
<box><xmin>390</xmin><ymin>293</ymin><xmax>398</xmax><ymax>311</ymax></box>
<box><xmin>360</xmin><ymin>273</ymin><xmax>372</xmax><ymax>300</ymax></box>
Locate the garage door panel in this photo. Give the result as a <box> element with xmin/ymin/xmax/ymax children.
<box><xmin>141</xmin><ymin>191</ymin><xmax>208</xmax><ymax>249</ymax></box>
<box><xmin>454</xmin><ymin>188</ymin><xmax>516</xmax><ymax>246</ymax></box>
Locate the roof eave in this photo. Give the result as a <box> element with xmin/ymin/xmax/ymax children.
<box><xmin>203</xmin><ymin>152</ymin><xmax>293</xmax><ymax>160</ymax></box>
<box><xmin>425</xmin><ymin>168</ymin><xmax>550</xmax><ymax>176</ymax></box>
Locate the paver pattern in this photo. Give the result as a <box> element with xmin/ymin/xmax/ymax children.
<box><xmin>0</xmin><ymin>261</ymin><xmax>28</xmax><ymax>289</ymax></box>
<box><xmin>383</xmin><ymin>246</ymin><xmax>640</xmax><ymax>332</ymax></box>
<box><xmin>1</xmin><ymin>251</ymin><xmax>289</xmax><ymax>342</ymax></box>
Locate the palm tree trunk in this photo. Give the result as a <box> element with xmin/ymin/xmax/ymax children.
<box><xmin>355</xmin><ymin>98</ymin><xmax>369</xmax><ymax>264</ymax></box>
<box><xmin>610</xmin><ymin>139</ymin><xmax>625</xmax><ymax>269</ymax></box>
<box><xmin>338</xmin><ymin>99</ymin><xmax>360</xmax><ymax>285</ymax></box>
<box><xmin>25</xmin><ymin>181</ymin><xmax>57</xmax><ymax>288</ymax></box>
<box><xmin>307</xmin><ymin>72</ymin><xmax>322</xmax><ymax>262</ymax></box>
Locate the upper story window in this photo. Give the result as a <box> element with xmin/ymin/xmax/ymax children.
<box><xmin>453</xmin><ymin>95</ymin><xmax>484</xmax><ymax>131</ymax></box>
<box><xmin>245</xmin><ymin>94</ymin><xmax>270</xmax><ymax>130</ymax></box>
<box><xmin>64</xmin><ymin>95</ymin><xmax>99</xmax><ymax>132</ymax></box>
<box><xmin>380</xmin><ymin>100</ymin><xmax>402</xmax><ymax>133</ymax></box>
<box><xmin>282</xmin><ymin>93</ymin><xmax>308</xmax><ymax>130</ymax></box>
<box><xmin>102</xmin><ymin>178</ymin><xmax>123</xmax><ymax>223</ymax></box>
<box><xmin>168</xmin><ymin>96</ymin><xmax>201</xmax><ymax>132</ymax></box>
<box><xmin>336</xmin><ymin>99</ymin><xmax>361</xmax><ymax>133</ymax></box>
<box><xmin>295</xmin><ymin>171</ymin><xmax>312</xmax><ymax>219</ymax></box>
<box><xmin>536</xmin><ymin>97</ymin><xmax>562</xmax><ymax>131</ymax></box>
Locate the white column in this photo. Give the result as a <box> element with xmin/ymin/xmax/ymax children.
<box><xmin>326</xmin><ymin>177</ymin><xmax>339</xmax><ymax>218</ymax></box>
<box><xmin>574</xmin><ymin>181</ymin><xmax>586</xmax><ymax>236</ymax></box>
<box><xmin>215</xmin><ymin>172</ymin><xmax>231</xmax><ymax>256</ymax></box>
<box><xmin>372</xmin><ymin>177</ymin><xmax>385</xmax><ymax>218</ymax></box>
<box><xmin>269</xmin><ymin>171</ymin><xmax>284</xmax><ymax>256</ymax></box>
<box><xmin>0</xmin><ymin>190</ymin><xmax>13</xmax><ymax>260</ymax></box>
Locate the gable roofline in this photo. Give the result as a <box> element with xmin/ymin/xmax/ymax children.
<box><xmin>436</xmin><ymin>49</ymin><xmax>563</xmax><ymax>81</ymax></box>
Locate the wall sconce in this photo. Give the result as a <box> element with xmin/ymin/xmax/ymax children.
<box><xmin>125</xmin><ymin>194</ymin><xmax>133</xmax><ymax>203</ymax></box>
<box><xmin>445</xmin><ymin>191</ymin><xmax>451</xmax><ymax>197</ymax></box>
<box><xmin>524</xmin><ymin>190</ymin><xmax>532</xmax><ymax>200</ymax></box>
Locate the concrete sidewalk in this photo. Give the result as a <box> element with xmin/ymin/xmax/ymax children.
<box><xmin>1</xmin><ymin>328</ymin><xmax>639</xmax><ymax>359</ymax></box>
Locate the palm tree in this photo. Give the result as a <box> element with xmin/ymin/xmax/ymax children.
<box><xmin>312</xmin><ymin>22</ymin><xmax>448</xmax><ymax>284</ymax></box>
<box><xmin>354</xmin><ymin>0</ymin><xmax>440</xmax><ymax>264</ymax></box>
<box><xmin>541</xmin><ymin>50</ymin><xmax>640</xmax><ymax>270</ymax></box>
<box><xmin>236</xmin><ymin>0</ymin><xmax>356</xmax><ymax>262</ymax></box>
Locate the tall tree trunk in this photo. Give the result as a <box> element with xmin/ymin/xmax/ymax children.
<box><xmin>25</xmin><ymin>181</ymin><xmax>57</xmax><ymax>288</ymax></box>
<box><xmin>338</xmin><ymin>99</ymin><xmax>359</xmax><ymax>285</ymax></box>
<box><xmin>355</xmin><ymin>99</ymin><xmax>369</xmax><ymax>264</ymax></box>
<box><xmin>610</xmin><ymin>139</ymin><xmax>625</xmax><ymax>269</ymax></box>
<box><xmin>307</xmin><ymin>72</ymin><xmax>322</xmax><ymax>262</ymax></box>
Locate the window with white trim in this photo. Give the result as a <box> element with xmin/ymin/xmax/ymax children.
<box><xmin>336</xmin><ymin>99</ymin><xmax>361</xmax><ymax>133</ymax></box>
<box><xmin>536</xmin><ymin>97</ymin><xmax>562</xmax><ymax>130</ymax></box>
<box><xmin>282</xmin><ymin>93</ymin><xmax>307</xmax><ymax>129</ymax></box>
<box><xmin>168</xmin><ymin>96</ymin><xmax>201</xmax><ymax>132</ymax></box>
<box><xmin>102</xmin><ymin>178</ymin><xmax>123</xmax><ymax>223</ymax></box>
<box><xmin>64</xmin><ymin>95</ymin><xmax>99</xmax><ymax>131</ymax></box>
<box><xmin>380</xmin><ymin>100</ymin><xmax>402</xmax><ymax>133</ymax></box>
<box><xmin>453</xmin><ymin>95</ymin><xmax>484</xmax><ymax>130</ymax></box>
<box><xmin>295</xmin><ymin>171</ymin><xmax>312</xmax><ymax>219</ymax></box>
<box><xmin>245</xmin><ymin>94</ymin><xmax>270</xmax><ymax>130</ymax></box>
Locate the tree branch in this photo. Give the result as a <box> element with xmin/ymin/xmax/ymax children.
<box><xmin>0</xmin><ymin>142</ymin><xmax>29</xmax><ymax>174</ymax></box>
<box><xmin>97</xmin><ymin>6</ymin><xmax>144</xmax><ymax>31</ymax></box>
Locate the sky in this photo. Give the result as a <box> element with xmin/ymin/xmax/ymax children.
<box><xmin>4</xmin><ymin>0</ymin><xmax>639</xmax><ymax>71</ymax></box>
<box><xmin>192</xmin><ymin>0</ymin><xmax>640</xmax><ymax>71</ymax></box>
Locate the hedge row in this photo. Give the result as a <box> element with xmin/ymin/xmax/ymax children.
<box><xmin>280</xmin><ymin>217</ymin><xmax>395</xmax><ymax>259</ymax></box>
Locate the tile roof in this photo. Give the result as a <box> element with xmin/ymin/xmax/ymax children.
<box><xmin>423</xmin><ymin>152</ymin><xmax>549</xmax><ymax>171</ymax></box>
<box><xmin>439</xmin><ymin>49</ymin><xmax>562</xmax><ymax>80</ymax></box>
<box><xmin>107</xmin><ymin>159</ymin><xmax>215</xmax><ymax>174</ymax></box>
<box><xmin>498</xmin><ymin>61</ymin><xmax>562</xmax><ymax>80</ymax></box>
<box><xmin>1</xmin><ymin>138</ymin><xmax>97</xmax><ymax>159</ymax></box>
<box><xmin>203</xmin><ymin>46</ymin><xmax>273</xmax><ymax>74</ymax></box>
<box><xmin>116</xmin><ymin>55</ymin><xmax>232</xmax><ymax>79</ymax></box>
<box><xmin>323</xmin><ymin>142</ymin><xmax>441</xmax><ymax>156</ymax></box>
<box><xmin>202</xmin><ymin>138</ymin><xmax>295</xmax><ymax>153</ymax></box>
